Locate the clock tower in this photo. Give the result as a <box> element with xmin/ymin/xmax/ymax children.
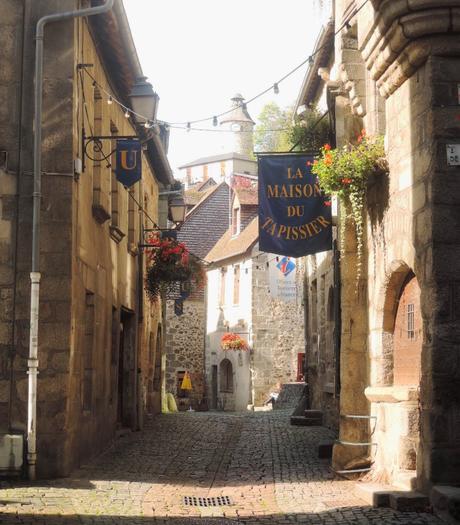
<box><xmin>219</xmin><ymin>94</ymin><xmax>255</xmax><ymax>157</ymax></box>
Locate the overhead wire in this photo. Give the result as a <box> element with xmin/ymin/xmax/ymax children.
<box><xmin>80</xmin><ymin>0</ymin><xmax>369</xmax><ymax>132</ymax></box>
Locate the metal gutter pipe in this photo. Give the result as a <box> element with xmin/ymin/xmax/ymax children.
<box><xmin>28</xmin><ymin>0</ymin><xmax>114</xmax><ymax>481</ymax></box>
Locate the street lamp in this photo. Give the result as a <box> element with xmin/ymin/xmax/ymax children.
<box><xmin>168</xmin><ymin>196</ymin><xmax>187</xmax><ymax>225</ymax></box>
<box><xmin>129</xmin><ymin>76</ymin><xmax>159</xmax><ymax>124</ymax></box>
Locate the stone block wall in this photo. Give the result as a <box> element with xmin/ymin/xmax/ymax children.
<box><xmin>0</xmin><ymin>0</ymin><xmax>24</xmax><ymax>433</ymax></box>
<box><xmin>165</xmin><ymin>299</ymin><xmax>205</xmax><ymax>407</ymax></box>
<box><xmin>304</xmin><ymin>251</ymin><xmax>339</xmax><ymax>430</ymax></box>
<box><xmin>251</xmin><ymin>254</ymin><xmax>304</xmax><ymax>407</ymax></box>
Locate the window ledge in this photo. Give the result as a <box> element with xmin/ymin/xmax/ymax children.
<box><xmin>365</xmin><ymin>385</ymin><xmax>420</xmax><ymax>403</ymax></box>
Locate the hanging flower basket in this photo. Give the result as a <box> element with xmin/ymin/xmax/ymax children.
<box><xmin>221</xmin><ymin>333</ymin><xmax>248</xmax><ymax>351</ymax></box>
<box><xmin>311</xmin><ymin>132</ymin><xmax>388</xmax><ymax>274</ymax></box>
<box><xmin>145</xmin><ymin>234</ymin><xmax>206</xmax><ymax>300</ymax></box>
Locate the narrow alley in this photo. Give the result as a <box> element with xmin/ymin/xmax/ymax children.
<box><xmin>0</xmin><ymin>411</ymin><xmax>441</xmax><ymax>525</ymax></box>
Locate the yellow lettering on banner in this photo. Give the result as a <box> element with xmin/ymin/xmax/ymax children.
<box><xmin>120</xmin><ymin>150</ymin><xmax>138</xmax><ymax>170</ymax></box>
<box><xmin>267</xmin><ymin>186</ymin><xmax>279</xmax><ymax>198</ymax></box>
<box><xmin>263</xmin><ymin>215</ymin><xmax>330</xmax><ymax>240</ymax></box>
<box><xmin>317</xmin><ymin>215</ymin><xmax>331</xmax><ymax>228</ymax></box>
<box><xmin>262</xmin><ymin>217</ymin><xmax>274</xmax><ymax>229</ymax></box>
<box><xmin>287</xmin><ymin>206</ymin><xmax>304</xmax><ymax>217</ymax></box>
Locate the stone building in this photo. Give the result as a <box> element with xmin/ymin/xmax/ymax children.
<box><xmin>294</xmin><ymin>20</ymin><xmax>339</xmax><ymax>431</ymax></box>
<box><xmin>205</xmin><ymin>186</ymin><xmax>305</xmax><ymax>411</ymax></box>
<box><xmin>179</xmin><ymin>151</ymin><xmax>257</xmax><ymax>189</ymax></box>
<box><xmin>164</xmin><ymin>182</ymin><xmax>230</xmax><ymax>409</ymax></box>
<box><xmin>0</xmin><ymin>0</ymin><xmax>174</xmax><ymax>478</ymax></box>
<box><xmin>296</xmin><ymin>0</ymin><xmax>460</xmax><ymax>510</ymax></box>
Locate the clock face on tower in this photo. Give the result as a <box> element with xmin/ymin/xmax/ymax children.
<box><xmin>231</xmin><ymin>123</ymin><xmax>242</xmax><ymax>132</ymax></box>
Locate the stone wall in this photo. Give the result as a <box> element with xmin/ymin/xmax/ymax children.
<box><xmin>251</xmin><ymin>253</ymin><xmax>304</xmax><ymax>407</ymax></box>
<box><xmin>304</xmin><ymin>250</ymin><xmax>339</xmax><ymax>430</ymax></box>
<box><xmin>0</xmin><ymin>0</ymin><xmax>23</xmax><ymax>430</ymax></box>
<box><xmin>0</xmin><ymin>4</ymin><xmax>163</xmax><ymax>478</ymax></box>
<box><xmin>165</xmin><ymin>299</ymin><xmax>205</xmax><ymax>408</ymax></box>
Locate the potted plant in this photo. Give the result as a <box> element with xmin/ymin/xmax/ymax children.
<box><xmin>145</xmin><ymin>234</ymin><xmax>206</xmax><ymax>299</ymax></box>
<box><xmin>311</xmin><ymin>131</ymin><xmax>388</xmax><ymax>272</ymax></box>
<box><xmin>221</xmin><ymin>333</ymin><xmax>248</xmax><ymax>351</ymax></box>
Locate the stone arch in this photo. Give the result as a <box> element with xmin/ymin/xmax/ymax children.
<box><xmin>375</xmin><ymin>260</ymin><xmax>413</xmax><ymax>386</ymax></box>
<box><xmin>219</xmin><ymin>358</ymin><xmax>233</xmax><ymax>393</ymax></box>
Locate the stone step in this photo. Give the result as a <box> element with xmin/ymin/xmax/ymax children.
<box><xmin>354</xmin><ymin>482</ymin><xmax>394</xmax><ymax>507</ymax></box>
<box><xmin>393</xmin><ymin>470</ymin><xmax>417</xmax><ymax>491</ymax></box>
<box><xmin>389</xmin><ymin>491</ymin><xmax>430</xmax><ymax>512</ymax></box>
<box><xmin>354</xmin><ymin>482</ymin><xmax>429</xmax><ymax>512</ymax></box>
<box><xmin>318</xmin><ymin>442</ymin><xmax>334</xmax><ymax>459</ymax></box>
<box><xmin>290</xmin><ymin>415</ymin><xmax>323</xmax><ymax>426</ymax></box>
<box><xmin>304</xmin><ymin>409</ymin><xmax>323</xmax><ymax>418</ymax></box>
<box><xmin>431</xmin><ymin>485</ymin><xmax>460</xmax><ymax>522</ymax></box>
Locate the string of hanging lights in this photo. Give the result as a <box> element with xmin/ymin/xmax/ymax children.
<box><xmin>80</xmin><ymin>0</ymin><xmax>368</xmax><ymax>133</ymax></box>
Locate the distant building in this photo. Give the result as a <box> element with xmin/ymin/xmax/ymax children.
<box><xmin>179</xmin><ymin>152</ymin><xmax>257</xmax><ymax>188</ymax></box>
<box><xmin>205</xmin><ymin>185</ymin><xmax>305</xmax><ymax>411</ymax></box>
<box><xmin>178</xmin><ymin>94</ymin><xmax>257</xmax><ymax>188</ymax></box>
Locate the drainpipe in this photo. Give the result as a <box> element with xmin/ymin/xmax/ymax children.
<box><xmin>28</xmin><ymin>0</ymin><xmax>114</xmax><ymax>481</ymax></box>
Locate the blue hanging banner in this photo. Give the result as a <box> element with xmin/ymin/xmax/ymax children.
<box><xmin>258</xmin><ymin>153</ymin><xmax>332</xmax><ymax>257</ymax></box>
<box><xmin>115</xmin><ymin>139</ymin><xmax>142</xmax><ymax>187</ymax></box>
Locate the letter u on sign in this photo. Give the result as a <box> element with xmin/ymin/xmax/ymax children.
<box><xmin>116</xmin><ymin>139</ymin><xmax>142</xmax><ymax>187</ymax></box>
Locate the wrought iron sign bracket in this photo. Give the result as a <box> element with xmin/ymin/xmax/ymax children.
<box><xmin>81</xmin><ymin>127</ymin><xmax>139</xmax><ymax>173</ymax></box>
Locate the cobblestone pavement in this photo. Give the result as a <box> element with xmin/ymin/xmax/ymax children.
<box><xmin>0</xmin><ymin>411</ymin><xmax>442</xmax><ymax>524</ymax></box>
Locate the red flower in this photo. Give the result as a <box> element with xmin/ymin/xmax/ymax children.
<box><xmin>341</xmin><ymin>178</ymin><xmax>352</xmax><ymax>185</ymax></box>
<box><xmin>323</xmin><ymin>144</ymin><xmax>331</xmax><ymax>151</ymax></box>
<box><xmin>306</xmin><ymin>160</ymin><xmax>312</xmax><ymax>166</ymax></box>
<box><xmin>324</xmin><ymin>200</ymin><xmax>332</xmax><ymax>207</ymax></box>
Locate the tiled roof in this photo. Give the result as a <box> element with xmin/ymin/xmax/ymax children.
<box><xmin>178</xmin><ymin>152</ymin><xmax>256</xmax><ymax>169</ymax></box>
<box><xmin>205</xmin><ymin>217</ymin><xmax>258</xmax><ymax>264</ymax></box>
<box><xmin>186</xmin><ymin>182</ymin><xmax>225</xmax><ymax>218</ymax></box>
<box><xmin>178</xmin><ymin>183</ymin><xmax>230</xmax><ymax>260</ymax></box>
<box><xmin>234</xmin><ymin>186</ymin><xmax>258</xmax><ymax>206</ymax></box>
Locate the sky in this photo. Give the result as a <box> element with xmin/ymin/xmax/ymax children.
<box><xmin>124</xmin><ymin>0</ymin><xmax>331</xmax><ymax>176</ymax></box>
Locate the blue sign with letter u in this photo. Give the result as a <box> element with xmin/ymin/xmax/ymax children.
<box><xmin>115</xmin><ymin>139</ymin><xmax>141</xmax><ymax>187</ymax></box>
<box><xmin>258</xmin><ymin>153</ymin><xmax>332</xmax><ymax>257</ymax></box>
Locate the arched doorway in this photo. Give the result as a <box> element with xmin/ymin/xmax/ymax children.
<box><xmin>393</xmin><ymin>273</ymin><xmax>422</xmax><ymax>386</ymax></box>
<box><xmin>367</xmin><ymin>266</ymin><xmax>423</xmax><ymax>481</ymax></box>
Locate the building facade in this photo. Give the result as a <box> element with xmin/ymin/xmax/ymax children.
<box><xmin>0</xmin><ymin>0</ymin><xmax>174</xmax><ymax>478</ymax></box>
<box><xmin>296</xmin><ymin>0</ymin><xmax>460</xmax><ymax>506</ymax></box>
<box><xmin>205</xmin><ymin>190</ymin><xmax>305</xmax><ymax>411</ymax></box>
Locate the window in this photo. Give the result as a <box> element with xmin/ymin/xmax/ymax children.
<box><xmin>91</xmin><ymin>87</ymin><xmax>110</xmax><ymax>222</ymax></box>
<box><xmin>233</xmin><ymin>265</ymin><xmax>240</xmax><ymax>305</ymax></box>
<box><xmin>186</xmin><ymin>167</ymin><xmax>192</xmax><ymax>185</ymax></box>
<box><xmin>203</xmin><ymin>165</ymin><xmax>208</xmax><ymax>180</ymax></box>
<box><xmin>232</xmin><ymin>207</ymin><xmax>240</xmax><ymax>236</ymax></box>
<box><xmin>219</xmin><ymin>268</ymin><xmax>227</xmax><ymax>306</ymax></box>
<box><xmin>82</xmin><ymin>291</ymin><xmax>95</xmax><ymax>411</ymax></box>
<box><xmin>219</xmin><ymin>359</ymin><xmax>233</xmax><ymax>393</ymax></box>
<box><xmin>407</xmin><ymin>303</ymin><xmax>415</xmax><ymax>340</ymax></box>
<box><xmin>220</xmin><ymin>161</ymin><xmax>226</xmax><ymax>178</ymax></box>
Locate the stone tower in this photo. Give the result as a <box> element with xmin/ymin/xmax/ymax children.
<box><xmin>220</xmin><ymin>94</ymin><xmax>255</xmax><ymax>157</ymax></box>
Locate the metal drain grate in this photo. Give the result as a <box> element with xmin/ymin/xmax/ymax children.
<box><xmin>183</xmin><ymin>495</ymin><xmax>233</xmax><ymax>507</ymax></box>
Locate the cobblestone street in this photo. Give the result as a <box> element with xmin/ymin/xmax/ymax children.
<box><xmin>0</xmin><ymin>411</ymin><xmax>441</xmax><ymax>524</ymax></box>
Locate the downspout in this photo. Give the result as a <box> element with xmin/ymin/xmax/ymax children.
<box><xmin>28</xmin><ymin>0</ymin><xmax>114</xmax><ymax>481</ymax></box>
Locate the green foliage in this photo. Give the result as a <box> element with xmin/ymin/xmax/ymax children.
<box><xmin>289</xmin><ymin>108</ymin><xmax>330</xmax><ymax>152</ymax></box>
<box><xmin>254</xmin><ymin>102</ymin><xmax>330</xmax><ymax>153</ymax></box>
<box><xmin>254</xmin><ymin>102</ymin><xmax>293</xmax><ymax>152</ymax></box>
<box><xmin>311</xmin><ymin>133</ymin><xmax>388</xmax><ymax>274</ymax></box>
